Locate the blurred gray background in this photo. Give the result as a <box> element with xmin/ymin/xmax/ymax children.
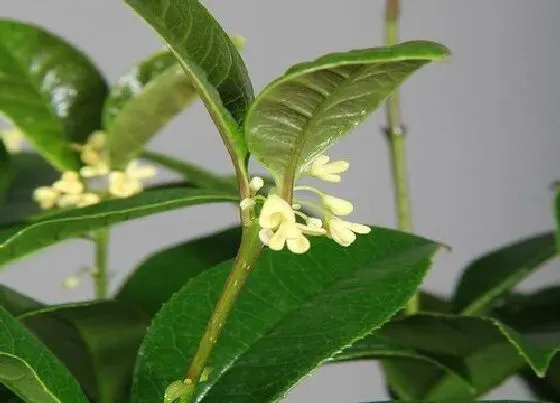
<box><xmin>1</xmin><ymin>0</ymin><xmax>560</xmax><ymax>401</ymax></box>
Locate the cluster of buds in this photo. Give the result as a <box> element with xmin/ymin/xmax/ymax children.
<box><xmin>242</xmin><ymin>154</ymin><xmax>370</xmax><ymax>254</ymax></box>
<box><xmin>33</xmin><ymin>131</ymin><xmax>155</xmax><ymax>210</ymax></box>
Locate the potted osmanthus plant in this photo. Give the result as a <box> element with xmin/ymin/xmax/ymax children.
<box><xmin>0</xmin><ymin>0</ymin><xmax>558</xmax><ymax>402</ymax></box>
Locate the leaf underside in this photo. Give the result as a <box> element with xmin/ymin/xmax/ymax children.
<box><xmin>245</xmin><ymin>41</ymin><xmax>449</xmax><ymax>186</ymax></box>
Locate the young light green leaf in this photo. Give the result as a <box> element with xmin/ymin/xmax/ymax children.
<box><xmin>452</xmin><ymin>232</ymin><xmax>557</xmax><ymax>315</ymax></box>
<box><xmin>382</xmin><ymin>314</ymin><xmax>560</xmax><ymax>401</ymax></box>
<box><xmin>141</xmin><ymin>150</ymin><xmax>238</xmax><ymax>193</ymax></box>
<box><xmin>245</xmin><ymin>41</ymin><xmax>449</xmax><ymax>188</ymax></box>
<box><xmin>117</xmin><ymin>226</ymin><xmax>241</xmax><ymax>316</ymax></box>
<box><xmin>125</xmin><ymin>0</ymin><xmax>254</xmax><ymax>164</ymax></box>
<box><xmin>0</xmin><ymin>187</ymin><xmax>238</xmax><ymax>268</ymax></box>
<box><xmin>0</xmin><ymin>20</ymin><xmax>108</xmax><ymax>171</ymax></box>
<box><xmin>0</xmin><ymin>306</ymin><xmax>89</xmax><ymax>402</ymax></box>
<box><xmin>104</xmin><ymin>52</ymin><xmax>197</xmax><ymax>169</ymax></box>
<box><xmin>19</xmin><ymin>301</ymin><xmax>149</xmax><ymax>403</ymax></box>
<box><xmin>132</xmin><ymin>228</ymin><xmax>441</xmax><ymax>403</ymax></box>
<box><xmin>0</xmin><ymin>153</ymin><xmax>59</xmax><ymax>225</ymax></box>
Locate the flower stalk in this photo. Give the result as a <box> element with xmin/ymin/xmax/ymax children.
<box><xmin>94</xmin><ymin>227</ymin><xmax>110</xmax><ymax>299</ymax></box>
<box><xmin>383</xmin><ymin>0</ymin><xmax>417</xmax><ymax>314</ymax></box>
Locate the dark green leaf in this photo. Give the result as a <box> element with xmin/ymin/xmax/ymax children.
<box><xmin>132</xmin><ymin>227</ymin><xmax>441</xmax><ymax>403</ymax></box>
<box><xmin>0</xmin><ymin>306</ymin><xmax>88</xmax><ymax>402</ymax></box>
<box><xmin>141</xmin><ymin>150</ymin><xmax>238</xmax><ymax>193</ymax></box>
<box><xmin>333</xmin><ymin>331</ymin><xmax>470</xmax><ymax>385</ymax></box>
<box><xmin>0</xmin><ymin>152</ymin><xmax>59</xmax><ymax>225</ymax></box>
<box><xmin>494</xmin><ymin>286</ymin><xmax>560</xmax><ymax>333</ymax></box>
<box><xmin>452</xmin><ymin>232</ymin><xmax>557</xmax><ymax>315</ymax></box>
<box><xmin>0</xmin><ymin>140</ymin><xmax>10</xmax><ymax>205</ymax></box>
<box><xmin>105</xmin><ymin>51</ymin><xmax>197</xmax><ymax>169</ymax></box>
<box><xmin>19</xmin><ymin>301</ymin><xmax>149</xmax><ymax>403</ymax></box>
<box><xmin>117</xmin><ymin>226</ymin><xmax>241</xmax><ymax>316</ymax></box>
<box><xmin>381</xmin><ymin>314</ymin><xmax>559</xmax><ymax>401</ymax></box>
<box><xmin>521</xmin><ymin>356</ymin><xmax>560</xmax><ymax>403</ymax></box>
<box><xmin>0</xmin><ymin>285</ymin><xmax>42</xmax><ymax>317</ymax></box>
<box><xmin>0</xmin><ymin>187</ymin><xmax>238</xmax><ymax>268</ymax></box>
<box><xmin>0</xmin><ymin>20</ymin><xmax>108</xmax><ymax>170</ymax></box>
<box><xmin>125</xmin><ymin>0</ymin><xmax>254</xmax><ymax>163</ymax></box>
<box><xmin>555</xmin><ymin>185</ymin><xmax>560</xmax><ymax>252</ymax></box>
<box><xmin>245</xmin><ymin>41</ymin><xmax>449</xmax><ymax>188</ymax></box>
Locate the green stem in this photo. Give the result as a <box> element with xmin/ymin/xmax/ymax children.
<box><xmin>185</xmin><ymin>219</ymin><xmax>262</xmax><ymax>383</ymax></box>
<box><xmin>94</xmin><ymin>227</ymin><xmax>109</xmax><ymax>299</ymax></box>
<box><xmin>383</xmin><ymin>0</ymin><xmax>418</xmax><ymax>314</ymax></box>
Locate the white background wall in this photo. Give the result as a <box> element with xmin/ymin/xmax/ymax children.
<box><xmin>1</xmin><ymin>1</ymin><xmax>559</xmax><ymax>401</ymax></box>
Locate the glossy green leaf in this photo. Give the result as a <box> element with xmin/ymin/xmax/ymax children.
<box><xmin>19</xmin><ymin>301</ymin><xmax>149</xmax><ymax>403</ymax></box>
<box><xmin>125</xmin><ymin>0</ymin><xmax>254</xmax><ymax>163</ymax></box>
<box><xmin>245</xmin><ymin>41</ymin><xmax>449</xmax><ymax>187</ymax></box>
<box><xmin>381</xmin><ymin>314</ymin><xmax>559</xmax><ymax>401</ymax></box>
<box><xmin>521</xmin><ymin>356</ymin><xmax>560</xmax><ymax>403</ymax></box>
<box><xmin>0</xmin><ymin>306</ymin><xmax>88</xmax><ymax>402</ymax></box>
<box><xmin>117</xmin><ymin>226</ymin><xmax>241</xmax><ymax>316</ymax></box>
<box><xmin>0</xmin><ymin>20</ymin><xmax>108</xmax><ymax>171</ymax></box>
<box><xmin>0</xmin><ymin>152</ymin><xmax>59</xmax><ymax>225</ymax></box>
<box><xmin>141</xmin><ymin>150</ymin><xmax>238</xmax><ymax>193</ymax></box>
<box><xmin>0</xmin><ymin>187</ymin><xmax>238</xmax><ymax>268</ymax></box>
<box><xmin>104</xmin><ymin>51</ymin><xmax>197</xmax><ymax>168</ymax></box>
<box><xmin>132</xmin><ymin>227</ymin><xmax>441</xmax><ymax>403</ymax></box>
<box><xmin>452</xmin><ymin>232</ymin><xmax>557</xmax><ymax>315</ymax></box>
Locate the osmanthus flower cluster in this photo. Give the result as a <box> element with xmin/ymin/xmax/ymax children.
<box><xmin>242</xmin><ymin>154</ymin><xmax>371</xmax><ymax>254</ymax></box>
<box><xmin>33</xmin><ymin>131</ymin><xmax>156</xmax><ymax>210</ymax></box>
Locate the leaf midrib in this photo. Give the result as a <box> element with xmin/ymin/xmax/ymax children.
<box><xmin>199</xmin><ymin>242</ymin><xmax>438</xmax><ymax>402</ymax></box>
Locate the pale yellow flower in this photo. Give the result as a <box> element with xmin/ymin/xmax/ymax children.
<box><xmin>326</xmin><ymin>217</ymin><xmax>371</xmax><ymax>247</ymax></box>
<box><xmin>53</xmin><ymin>172</ymin><xmax>84</xmax><ymax>195</ymax></box>
<box><xmin>308</xmin><ymin>154</ymin><xmax>349</xmax><ymax>183</ymax></box>
<box><xmin>33</xmin><ymin>186</ymin><xmax>59</xmax><ymax>210</ymax></box>
<box><xmin>322</xmin><ymin>195</ymin><xmax>354</xmax><ymax>215</ymax></box>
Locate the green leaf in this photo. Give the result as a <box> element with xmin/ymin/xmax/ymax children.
<box><xmin>132</xmin><ymin>227</ymin><xmax>441</xmax><ymax>403</ymax></box>
<box><xmin>0</xmin><ymin>306</ymin><xmax>88</xmax><ymax>402</ymax></box>
<box><xmin>494</xmin><ymin>286</ymin><xmax>560</xmax><ymax>333</ymax></box>
<box><xmin>125</xmin><ymin>0</ymin><xmax>254</xmax><ymax>163</ymax></box>
<box><xmin>381</xmin><ymin>314</ymin><xmax>559</xmax><ymax>401</ymax></box>
<box><xmin>19</xmin><ymin>301</ymin><xmax>148</xmax><ymax>403</ymax></box>
<box><xmin>0</xmin><ymin>152</ymin><xmax>59</xmax><ymax>225</ymax></box>
<box><xmin>0</xmin><ymin>140</ymin><xmax>10</xmax><ymax>205</ymax></box>
<box><xmin>333</xmin><ymin>331</ymin><xmax>470</xmax><ymax>385</ymax></box>
<box><xmin>245</xmin><ymin>41</ymin><xmax>449</xmax><ymax>187</ymax></box>
<box><xmin>0</xmin><ymin>20</ymin><xmax>108</xmax><ymax>171</ymax></box>
<box><xmin>0</xmin><ymin>186</ymin><xmax>238</xmax><ymax>268</ymax></box>
<box><xmin>521</xmin><ymin>356</ymin><xmax>560</xmax><ymax>403</ymax></box>
<box><xmin>452</xmin><ymin>232</ymin><xmax>557</xmax><ymax>315</ymax></box>
<box><xmin>141</xmin><ymin>150</ymin><xmax>238</xmax><ymax>193</ymax></box>
<box><xmin>104</xmin><ymin>51</ymin><xmax>198</xmax><ymax>168</ymax></box>
<box><xmin>117</xmin><ymin>226</ymin><xmax>241</xmax><ymax>316</ymax></box>
<box><xmin>0</xmin><ymin>285</ymin><xmax>42</xmax><ymax>317</ymax></box>
<box><xmin>555</xmin><ymin>185</ymin><xmax>560</xmax><ymax>252</ymax></box>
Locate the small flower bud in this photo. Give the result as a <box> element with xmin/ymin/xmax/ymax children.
<box><xmin>63</xmin><ymin>275</ymin><xmax>81</xmax><ymax>289</ymax></box>
<box><xmin>249</xmin><ymin>176</ymin><xmax>264</xmax><ymax>193</ymax></box>
<box><xmin>322</xmin><ymin>195</ymin><xmax>354</xmax><ymax>215</ymax></box>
